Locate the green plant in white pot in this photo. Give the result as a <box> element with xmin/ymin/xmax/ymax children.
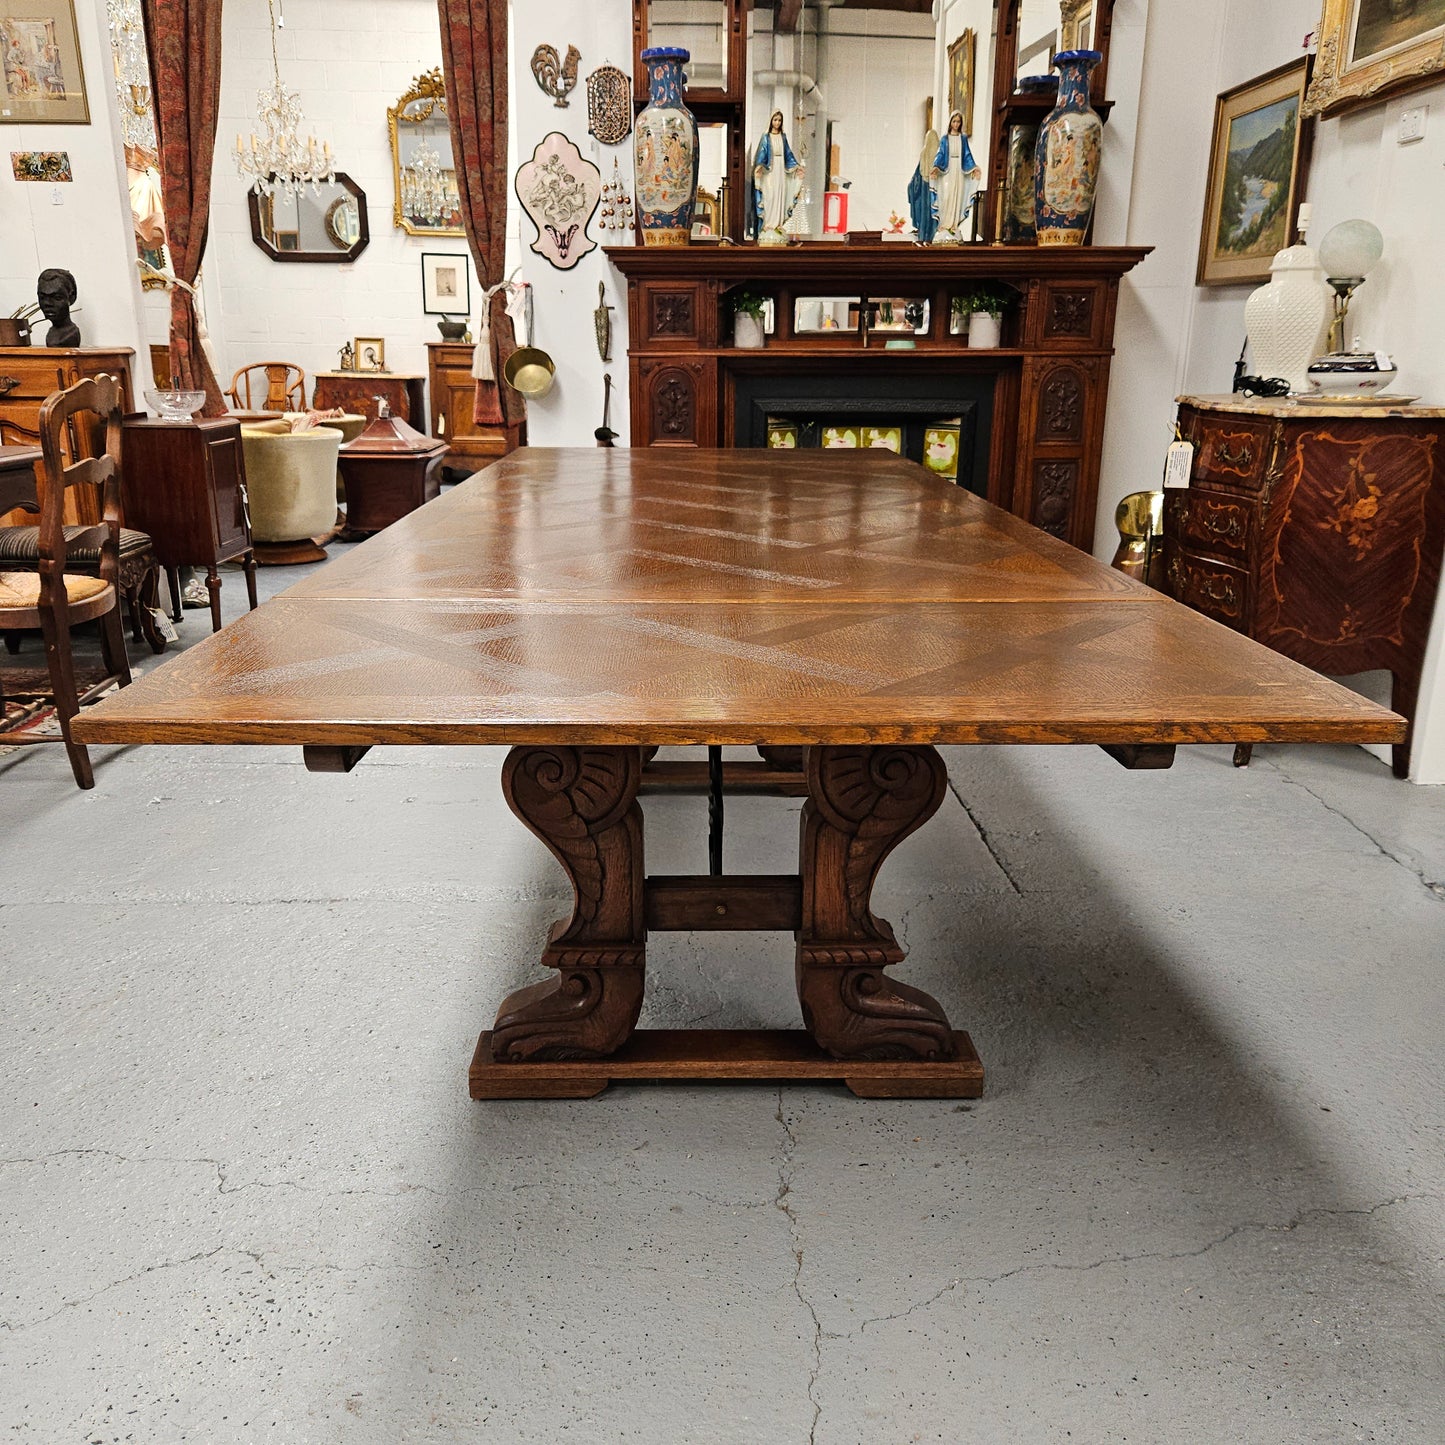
<box><xmin>955</xmin><ymin>283</ymin><xmax>1015</xmax><ymax>350</ymax></box>
<box><xmin>731</xmin><ymin>287</ymin><xmax>769</xmax><ymax>349</ymax></box>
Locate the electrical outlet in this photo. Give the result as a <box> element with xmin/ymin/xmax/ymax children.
<box><xmin>1398</xmin><ymin>105</ymin><xmax>1426</xmax><ymax>144</ymax></box>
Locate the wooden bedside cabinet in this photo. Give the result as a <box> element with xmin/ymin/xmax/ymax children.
<box><xmin>1165</xmin><ymin>395</ymin><xmax>1445</xmax><ymax>777</ymax></box>
<box><xmin>120</xmin><ymin>416</ymin><xmax>258</xmax><ymax>633</ymax></box>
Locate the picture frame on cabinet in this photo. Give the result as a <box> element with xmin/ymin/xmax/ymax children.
<box><xmin>1305</xmin><ymin>0</ymin><xmax>1445</xmax><ymax>118</ymax></box>
<box><xmin>1196</xmin><ymin>58</ymin><xmax>1314</xmax><ymax>287</ymax></box>
<box><xmin>421</xmin><ymin>252</ymin><xmax>471</xmax><ymax>316</ymax></box>
<box><xmin>946</xmin><ymin>29</ymin><xmax>976</xmax><ymax>134</ymax></box>
<box><xmin>0</xmin><ymin>0</ymin><xmax>89</xmax><ymax>124</ymax></box>
<box><xmin>354</xmin><ymin>337</ymin><xmax>387</xmax><ymax>373</ymax></box>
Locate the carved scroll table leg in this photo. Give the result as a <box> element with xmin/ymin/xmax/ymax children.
<box><xmin>489</xmin><ymin>746</ymin><xmax>646</xmax><ymax>1064</ymax></box>
<box><xmin>796</xmin><ymin>745</ymin><xmax>958</xmax><ymax>1064</ymax></box>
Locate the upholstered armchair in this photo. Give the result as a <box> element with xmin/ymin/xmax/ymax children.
<box><xmin>239</xmin><ymin>423</ymin><xmax>343</xmax><ymax>564</ymax></box>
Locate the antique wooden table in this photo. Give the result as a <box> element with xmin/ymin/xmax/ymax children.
<box><xmin>76</xmin><ymin>450</ymin><xmax>1404</xmax><ymax>1098</ymax></box>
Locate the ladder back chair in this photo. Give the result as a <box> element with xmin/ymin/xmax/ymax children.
<box><xmin>226</xmin><ymin>362</ymin><xmax>307</xmax><ymax>413</ymax></box>
<box><xmin>0</xmin><ymin>374</ymin><xmax>132</xmax><ymax>789</ymax></box>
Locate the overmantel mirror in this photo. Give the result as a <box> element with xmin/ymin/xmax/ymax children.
<box><xmin>388</xmin><ymin>68</ymin><xmax>464</xmax><ymax>237</ymax></box>
<box><xmin>632</xmin><ymin>0</ymin><xmax>1112</xmax><ymax>241</ymax></box>
<box><xmin>247</xmin><ymin>173</ymin><xmax>370</xmax><ymax>262</ymax></box>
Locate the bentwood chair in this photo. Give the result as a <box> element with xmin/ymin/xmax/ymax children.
<box><xmin>226</xmin><ymin>361</ymin><xmax>307</xmax><ymax>414</ymax></box>
<box><xmin>0</xmin><ymin>375</ymin><xmax>133</xmax><ymax>789</ymax></box>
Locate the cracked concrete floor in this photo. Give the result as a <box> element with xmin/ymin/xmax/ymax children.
<box><xmin>2</xmin><ymin>555</ymin><xmax>1444</xmax><ymax>1443</ymax></box>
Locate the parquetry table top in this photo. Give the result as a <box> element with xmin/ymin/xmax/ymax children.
<box><xmin>75</xmin><ymin>449</ymin><xmax>1404</xmax><ymax>750</ymax></box>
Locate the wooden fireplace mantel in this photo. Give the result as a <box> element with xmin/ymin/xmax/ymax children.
<box><xmin>606</xmin><ymin>244</ymin><xmax>1151</xmax><ymax>552</ymax></box>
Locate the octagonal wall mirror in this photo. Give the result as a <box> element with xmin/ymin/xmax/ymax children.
<box><xmin>248</xmin><ymin>172</ymin><xmax>370</xmax><ymax>262</ymax></box>
<box><xmin>389</xmin><ymin>67</ymin><xmax>464</xmax><ymax>237</ymax></box>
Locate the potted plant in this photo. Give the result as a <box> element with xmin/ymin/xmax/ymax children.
<box><xmin>953</xmin><ymin>283</ymin><xmax>1015</xmax><ymax>350</ymax></box>
<box><xmin>731</xmin><ymin>287</ymin><xmax>769</xmax><ymax>349</ymax></box>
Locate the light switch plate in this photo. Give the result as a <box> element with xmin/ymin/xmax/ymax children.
<box><xmin>1398</xmin><ymin>105</ymin><xmax>1426</xmax><ymax>144</ymax></box>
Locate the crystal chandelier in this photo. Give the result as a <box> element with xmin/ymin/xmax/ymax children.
<box><xmin>402</xmin><ymin>135</ymin><xmax>448</xmax><ymax>225</ymax></box>
<box><xmin>234</xmin><ymin>0</ymin><xmax>334</xmax><ymax>198</ymax></box>
<box><xmin>106</xmin><ymin>0</ymin><xmax>155</xmax><ymax>152</ymax></box>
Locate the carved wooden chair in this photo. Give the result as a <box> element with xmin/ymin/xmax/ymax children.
<box><xmin>0</xmin><ymin>375</ymin><xmax>133</xmax><ymax>788</ymax></box>
<box><xmin>226</xmin><ymin>362</ymin><xmax>307</xmax><ymax>413</ymax></box>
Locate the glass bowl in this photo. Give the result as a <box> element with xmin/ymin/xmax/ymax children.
<box><xmin>144</xmin><ymin>388</ymin><xmax>208</xmax><ymax>421</ymax></box>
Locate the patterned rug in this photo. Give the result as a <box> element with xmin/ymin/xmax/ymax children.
<box><xmin>0</xmin><ymin>664</ymin><xmax>140</xmax><ymax>754</ymax></box>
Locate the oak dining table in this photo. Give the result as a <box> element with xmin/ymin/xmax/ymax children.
<box><xmin>75</xmin><ymin>449</ymin><xmax>1404</xmax><ymax>1099</ymax></box>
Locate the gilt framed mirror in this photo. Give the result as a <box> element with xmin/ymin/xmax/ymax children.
<box><xmin>247</xmin><ymin>172</ymin><xmax>370</xmax><ymax>262</ymax></box>
<box><xmin>388</xmin><ymin>68</ymin><xmax>464</xmax><ymax>237</ymax></box>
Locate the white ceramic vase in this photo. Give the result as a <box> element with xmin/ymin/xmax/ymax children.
<box><xmin>1244</xmin><ymin>244</ymin><xmax>1332</xmax><ymax>394</ymax></box>
<box><xmin>967</xmin><ymin>312</ymin><xmax>1001</xmax><ymax>349</ymax></box>
<box><xmin>734</xmin><ymin>312</ymin><xmax>766</xmax><ymax>349</ymax></box>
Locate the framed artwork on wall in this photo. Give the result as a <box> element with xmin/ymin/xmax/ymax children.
<box><xmin>0</xmin><ymin>0</ymin><xmax>89</xmax><ymax>124</ymax></box>
<box><xmin>946</xmin><ymin>29</ymin><xmax>976</xmax><ymax>135</ymax></box>
<box><xmin>1306</xmin><ymin>0</ymin><xmax>1445</xmax><ymax>117</ymax></box>
<box><xmin>1196</xmin><ymin>59</ymin><xmax>1314</xmax><ymax>287</ymax></box>
<box><xmin>354</xmin><ymin>337</ymin><xmax>387</xmax><ymax>373</ymax></box>
<box><xmin>421</xmin><ymin>252</ymin><xmax>471</xmax><ymax>315</ymax></box>
<box><xmin>1061</xmin><ymin>0</ymin><xmax>1095</xmax><ymax>50</ymax></box>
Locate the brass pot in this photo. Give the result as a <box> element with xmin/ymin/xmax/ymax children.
<box><xmin>503</xmin><ymin>345</ymin><xmax>556</xmax><ymax>399</ymax></box>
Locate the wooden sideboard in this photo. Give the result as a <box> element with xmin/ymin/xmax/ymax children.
<box><xmin>0</xmin><ymin>345</ymin><xmax>135</xmax><ymax>527</ymax></box>
<box><xmin>1165</xmin><ymin>394</ymin><xmax>1445</xmax><ymax>778</ymax></box>
<box><xmin>605</xmin><ymin>245</ymin><xmax>1148</xmax><ymax>552</ymax></box>
<box><xmin>313</xmin><ymin>371</ymin><xmax>426</xmax><ymax>426</ymax></box>
<box><xmin>426</xmin><ymin>342</ymin><xmax>523</xmax><ymax>477</ymax></box>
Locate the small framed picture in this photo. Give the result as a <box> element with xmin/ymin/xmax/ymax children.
<box><xmin>0</xmin><ymin>0</ymin><xmax>90</xmax><ymax>125</ymax></box>
<box><xmin>421</xmin><ymin>252</ymin><xmax>471</xmax><ymax>316</ymax></box>
<box><xmin>353</xmin><ymin>337</ymin><xmax>386</xmax><ymax>373</ymax></box>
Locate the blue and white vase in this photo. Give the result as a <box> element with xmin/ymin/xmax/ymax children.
<box><xmin>634</xmin><ymin>47</ymin><xmax>699</xmax><ymax>246</ymax></box>
<box><xmin>1034</xmin><ymin>49</ymin><xmax>1103</xmax><ymax>246</ymax></box>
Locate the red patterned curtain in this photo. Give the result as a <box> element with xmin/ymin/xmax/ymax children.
<box><xmin>142</xmin><ymin>0</ymin><xmax>226</xmax><ymax>415</ymax></box>
<box><xmin>437</xmin><ymin>0</ymin><xmax>522</xmax><ymax>428</ymax></box>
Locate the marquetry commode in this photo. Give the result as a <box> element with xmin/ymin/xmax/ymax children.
<box><xmin>1165</xmin><ymin>394</ymin><xmax>1445</xmax><ymax>777</ymax></box>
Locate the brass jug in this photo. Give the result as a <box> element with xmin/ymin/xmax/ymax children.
<box><xmin>1111</xmin><ymin>490</ymin><xmax>1165</xmax><ymax>590</ymax></box>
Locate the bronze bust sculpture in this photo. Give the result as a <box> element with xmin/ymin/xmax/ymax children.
<box><xmin>37</xmin><ymin>268</ymin><xmax>81</xmax><ymax>348</ymax></box>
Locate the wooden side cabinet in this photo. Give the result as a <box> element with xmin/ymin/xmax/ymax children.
<box><xmin>120</xmin><ymin>416</ymin><xmax>258</xmax><ymax>633</ymax></box>
<box><xmin>0</xmin><ymin>345</ymin><xmax>135</xmax><ymax>527</ymax></box>
<box><xmin>426</xmin><ymin>343</ymin><xmax>523</xmax><ymax>477</ymax></box>
<box><xmin>1165</xmin><ymin>395</ymin><xmax>1445</xmax><ymax>777</ymax></box>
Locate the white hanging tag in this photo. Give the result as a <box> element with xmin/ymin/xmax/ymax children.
<box><xmin>1163</xmin><ymin>439</ymin><xmax>1195</xmax><ymax>489</ymax></box>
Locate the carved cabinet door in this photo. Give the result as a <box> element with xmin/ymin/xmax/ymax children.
<box><xmin>635</xmin><ymin>358</ymin><xmax>716</xmax><ymax>447</ymax></box>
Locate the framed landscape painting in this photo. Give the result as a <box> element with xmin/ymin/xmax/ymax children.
<box><xmin>1306</xmin><ymin>0</ymin><xmax>1445</xmax><ymax>116</ymax></box>
<box><xmin>1196</xmin><ymin>59</ymin><xmax>1313</xmax><ymax>287</ymax></box>
<box><xmin>0</xmin><ymin>0</ymin><xmax>89</xmax><ymax>124</ymax></box>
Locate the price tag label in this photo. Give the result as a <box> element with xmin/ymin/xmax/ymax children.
<box><xmin>1163</xmin><ymin>439</ymin><xmax>1195</xmax><ymax>489</ymax></box>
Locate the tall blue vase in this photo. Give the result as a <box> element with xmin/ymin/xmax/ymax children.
<box><xmin>1034</xmin><ymin>49</ymin><xmax>1102</xmax><ymax>246</ymax></box>
<box><xmin>634</xmin><ymin>47</ymin><xmax>699</xmax><ymax>246</ymax></box>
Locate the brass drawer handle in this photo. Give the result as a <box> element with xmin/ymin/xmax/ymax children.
<box><xmin>0</xmin><ymin>376</ymin><xmax>20</xmax><ymax>397</ymax></box>
<box><xmin>1216</xmin><ymin>441</ymin><xmax>1254</xmax><ymax>470</ymax></box>
<box><xmin>1201</xmin><ymin>576</ymin><xmax>1238</xmax><ymax>609</ymax></box>
<box><xmin>1201</xmin><ymin>508</ymin><xmax>1244</xmax><ymax>540</ymax></box>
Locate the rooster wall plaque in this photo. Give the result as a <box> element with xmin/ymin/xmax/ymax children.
<box><xmin>531</xmin><ymin>43</ymin><xmax>580</xmax><ymax>108</ymax></box>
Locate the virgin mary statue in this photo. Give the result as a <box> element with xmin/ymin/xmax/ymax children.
<box><xmin>930</xmin><ymin>110</ymin><xmax>981</xmax><ymax>243</ymax></box>
<box><xmin>750</xmin><ymin>110</ymin><xmax>803</xmax><ymax>244</ymax></box>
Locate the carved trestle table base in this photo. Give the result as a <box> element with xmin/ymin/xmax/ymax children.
<box><xmin>75</xmin><ymin>451</ymin><xmax>1405</xmax><ymax>1101</ymax></box>
<box><xmin>468</xmin><ymin>740</ymin><xmax>980</xmax><ymax>1098</ymax></box>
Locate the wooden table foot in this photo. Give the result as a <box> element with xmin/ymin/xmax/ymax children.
<box><xmin>470</xmin><ymin>1028</ymin><xmax>983</xmax><ymax>1099</ymax></box>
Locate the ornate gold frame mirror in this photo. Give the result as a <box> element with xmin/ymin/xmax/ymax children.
<box><xmin>388</xmin><ymin>68</ymin><xmax>465</xmax><ymax>237</ymax></box>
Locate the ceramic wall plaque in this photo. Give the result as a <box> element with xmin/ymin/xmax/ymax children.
<box><xmin>586</xmin><ymin>64</ymin><xmax>632</xmax><ymax>145</ymax></box>
<box><xmin>515</xmin><ymin>131</ymin><xmax>601</xmax><ymax>271</ymax></box>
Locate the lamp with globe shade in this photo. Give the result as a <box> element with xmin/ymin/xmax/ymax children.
<box><xmin>1317</xmin><ymin>219</ymin><xmax>1384</xmax><ymax>354</ymax></box>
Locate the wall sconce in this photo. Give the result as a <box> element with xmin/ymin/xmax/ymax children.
<box><xmin>1317</xmin><ymin>219</ymin><xmax>1384</xmax><ymax>353</ymax></box>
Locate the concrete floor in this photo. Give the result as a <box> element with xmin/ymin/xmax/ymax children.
<box><xmin>2</xmin><ymin>551</ymin><xmax>1444</xmax><ymax>1443</ymax></box>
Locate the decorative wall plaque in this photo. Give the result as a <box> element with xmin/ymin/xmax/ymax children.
<box><xmin>530</xmin><ymin>43</ymin><xmax>579</xmax><ymax>108</ymax></box>
<box><xmin>585</xmin><ymin>64</ymin><xmax>631</xmax><ymax>145</ymax></box>
<box><xmin>514</xmin><ymin>131</ymin><xmax>600</xmax><ymax>271</ymax></box>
